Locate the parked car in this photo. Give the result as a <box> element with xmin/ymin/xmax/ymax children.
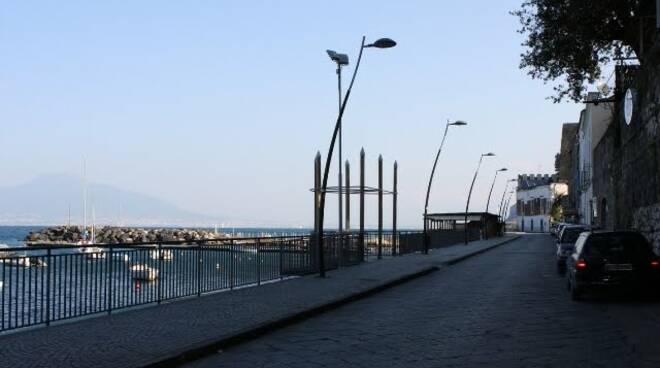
<box><xmin>566</xmin><ymin>231</ymin><xmax>660</xmax><ymax>300</ymax></box>
<box><xmin>556</xmin><ymin>225</ymin><xmax>587</xmax><ymax>270</ymax></box>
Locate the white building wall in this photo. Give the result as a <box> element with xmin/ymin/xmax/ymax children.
<box><xmin>516</xmin><ymin>181</ymin><xmax>568</xmax><ymax>233</ymax></box>
<box><xmin>576</xmin><ymin>97</ymin><xmax>612</xmax><ymax>226</ymax></box>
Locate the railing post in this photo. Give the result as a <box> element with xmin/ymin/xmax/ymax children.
<box><xmin>378</xmin><ymin>155</ymin><xmax>383</xmax><ymax>260</ymax></box>
<box><xmin>314</xmin><ymin>152</ymin><xmax>324</xmax><ymax>276</ymax></box>
<box><xmin>360</xmin><ymin>148</ymin><xmax>365</xmax><ymax>262</ymax></box>
<box><xmin>197</xmin><ymin>242</ymin><xmax>202</xmax><ymax>297</ymax></box>
<box><xmin>345</xmin><ymin>160</ymin><xmax>351</xmax><ymax>233</ymax></box>
<box><xmin>230</xmin><ymin>239</ymin><xmax>235</xmax><ymax>290</ymax></box>
<box><xmin>393</xmin><ymin>161</ymin><xmax>398</xmax><ymax>256</ymax></box>
<box><xmin>157</xmin><ymin>242</ymin><xmax>162</xmax><ymax>304</ymax></box>
<box><xmin>256</xmin><ymin>238</ymin><xmax>261</xmax><ymax>286</ymax></box>
<box><xmin>45</xmin><ymin>246</ymin><xmax>51</xmax><ymax>326</ymax></box>
<box><xmin>279</xmin><ymin>240</ymin><xmax>284</xmax><ymax>281</ymax></box>
<box><xmin>107</xmin><ymin>246</ymin><xmax>113</xmax><ymax>314</ymax></box>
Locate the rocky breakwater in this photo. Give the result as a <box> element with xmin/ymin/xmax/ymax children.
<box><xmin>25</xmin><ymin>226</ymin><xmax>227</xmax><ymax>245</ymax></box>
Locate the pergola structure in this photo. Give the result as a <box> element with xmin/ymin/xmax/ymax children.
<box><xmin>312</xmin><ymin>149</ymin><xmax>398</xmax><ymax>262</ymax></box>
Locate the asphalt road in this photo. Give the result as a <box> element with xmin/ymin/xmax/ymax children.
<box><xmin>185</xmin><ymin>234</ymin><xmax>660</xmax><ymax>368</ymax></box>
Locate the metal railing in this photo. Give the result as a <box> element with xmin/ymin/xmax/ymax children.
<box><xmin>0</xmin><ymin>235</ymin><xmax>316</xmax><ymax>332</ymax></box>
<box><xmin>0</xmin><ymin>229</ymin><xmax>477</xmax><ymax>333</ymax></box>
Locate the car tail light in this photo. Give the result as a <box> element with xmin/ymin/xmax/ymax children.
<box><xmin>651</xmin><ymin>260</ymin><xmax>660</xmax><ymax>268</ymax></box>
<box><xmin>576</xmin><ymin>260</ymin><xmax>587</xmax><ymax>269</ymax></box>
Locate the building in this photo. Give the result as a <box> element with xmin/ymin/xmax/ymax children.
<box><xmin>556</xmin><ymin>122</ymin><xmax>579</xmax><ymax>222</ymax></box>
<box><xmin>575</xmin><ymin>93</ymin><xmax>614</xmax><ymax>226</ymax></box>
<box><xmin>515</xmin><ymin>174</ymin><xmax>568</xmax><ymax>232</ymax></box>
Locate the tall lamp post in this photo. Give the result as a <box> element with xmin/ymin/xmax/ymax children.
<box><xmin>464</xmin><ymin>152</ymin><xmax>495</xmax><ymax>245</ymax></box>
<box><xmin>484</xmin><ymin>167</ymin><xmax>507</xmax><ymax>239</ymax></box>
<box><xmin>326</xmin><ymin>50</ymin><xmax>349</xmax><ymax>243</ymax></box>
<box><xmin>498</xmin><ymin>179</ymin><xmax>516</xmax><ymax>235</ymax></box>
<box><xmin>485</xmin><ymin>168</ymin><xmax>508</xmax><ymax>214</ymax></box>
<box><xmin>317</xmin><ymin>36</ymin><xmax>396</xmax><ymax>277</ymax></box>
<box><xmin>423</xmin><ymin>120</ymin><xmax>467</xmax><ymax>254</ymax></box>
<box><xmin>498</xmin><ymin>179</ymin><xmax>517</xmax><ymax>219</ymax></box>
<box><xmin>502</xmin><ymin>189</ymin><xmax>515</xmax><ymax>230</ymax></box>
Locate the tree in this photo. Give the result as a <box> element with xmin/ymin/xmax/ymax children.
<box><xmin>551</xmin><ymin>194</ymin><xmax>565</xmax><ymax>222</ymax></box>
<box><xmin>513</xmin><ymin>0</ymin><xmax>657</xmax><ymax>102</ymax></box>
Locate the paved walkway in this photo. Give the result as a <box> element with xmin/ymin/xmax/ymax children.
<box><xmin>0</xmin><ymin>235</ymin><xmax>519</xmax><ymax>368</ymax></box>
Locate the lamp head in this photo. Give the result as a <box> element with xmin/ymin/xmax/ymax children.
<box><xmin>483</xmin><ymin>152</ymin><xmax>495</xmax><ymax>157</ymax></box>
<box><xmin>326</xmin><ymin>49</ymin><xmax>349</xmax><ymax>65</ymax></box>
<box><xmin>597</xmin><ymin>81</ymin><xmax>611</xmax><ymax>96</ymax></box>
<box><xmin>450</xmin><ymin>120</ymin><xmax>467</xmax><ymax>126</ymax></box>
<box><xmin>498</xmin><ymin>168</ymin><xmax>508</xmax><ymax>172</ymax></box>
<box><xmin>366</xmin><ymin>38</ymin><xmax>397</xmax><ymax>48</ymax></box>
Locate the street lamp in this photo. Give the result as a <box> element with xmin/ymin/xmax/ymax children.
<box><xmin>486</xmin><ymin>168</ymin><xmax>508</xmax><ymax>214</ymax></box>
<box><xmin>464</xmin><ymin>152</ymin><xmax>495</xmax><ymax>245</ymax></box>
<box><xmin>502</xmin><ymin>190</ymin><xmax>516</xmax><ymax>231</ymax></box>
<box><xmin>484</xmin><ymin>167</ymin><xmax>507</xmax><ymax>239</ymax></box>
<box><xmin>317</xmin><ymin>36</ymin><xmax>396</xmax><ymax>277</ymax></box>
<box><xmin>498</xmin><ymin>179</ymin><xmax>517</xmax><ymax>219</ymax></box>
<box><xmin>326</xmin><ymin>49</ymin><xmax>349</xmax><ymax>251</ymax></box>
<box><xmin>423</xmin><ymin>119</ymin><xmax>467</xmax><ymax>254</ymax></box>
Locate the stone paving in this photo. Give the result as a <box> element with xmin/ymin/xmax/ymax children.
<box><xmin>187</xmin><ymin>234</ymin><xmax>660</xmax><ymax>368</ymax></box>
<box><xmin>0</xmin><ymin>235</ymin><xmax>518</xmax><ymax>368</ymax></box>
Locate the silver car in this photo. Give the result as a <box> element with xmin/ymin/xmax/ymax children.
<box><xmin>556</xmin><ymin>225</ymin><xmax>588</xmax><ymax>270</ymax></box>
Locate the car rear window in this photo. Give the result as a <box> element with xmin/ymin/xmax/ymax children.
<box><xmin>583</xmin><ymin>234</ymin><xmax>651</xmax><ymax>258</ymax></box>
<box><xmin>561</xmin><ymin>228</ymin><xmax>584</xmax><ymax>243</ymax></box>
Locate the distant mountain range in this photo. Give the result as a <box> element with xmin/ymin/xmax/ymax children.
<box><xmin>0</xmin><ymin>174</ymin><xmax>218</xmax><ymax>226</ymax></box>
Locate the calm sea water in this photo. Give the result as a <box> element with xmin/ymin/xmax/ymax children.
<box><xmin>0</xmin><ymin>226</ymin><xmax>310</xmax><ymax>248</ymax></box>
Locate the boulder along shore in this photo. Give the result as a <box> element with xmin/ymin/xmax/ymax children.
<box><xmin>25</xmin><ymin>226</ymin><xmax>227</xmax><ymax>245</ymax></box>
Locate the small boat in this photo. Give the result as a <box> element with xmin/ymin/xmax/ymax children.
<box><xmin>0</xmin><ymin>244</ymin><xmax>17</xmax><ymax>259</ymax></box>
<box><xmin>2</xmin><ymin>256</ymin><xmax>48</xmax><ymax>268</ymax></box>
<box><xmin>111</xmin><ymin>253</ymin><xmax>130</xmax><ymax>262</ymax></box>
<box><xmin>130</xmin><ymin>264</ymin><xmax>158</xmax><ymax>281</ymax></box>
<box><xmin>150</xmin><ymin>249</ymin><xmax>173</xmax><ymax>261</ymax></box>
<box><xmin>81</xmin><ymin>246</ymin><xmax>106</xmax><ymax>260</ymax></box>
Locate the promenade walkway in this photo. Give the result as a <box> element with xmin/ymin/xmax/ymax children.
<box><xmin>0</xmin><ymin>235</ymin><xmax>520</xmax><ymax>368</ymax></box>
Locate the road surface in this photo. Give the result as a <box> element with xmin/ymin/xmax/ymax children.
<box><xmin>186</xmin><ymin>234</ymin><xmax>660</xmax><ymax>368</ymax></box>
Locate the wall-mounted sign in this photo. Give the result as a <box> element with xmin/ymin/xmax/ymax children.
<box><xmin>624</xmin><ymin>88</ymin><xmax>634</xmax><ymax>126</ymax></box>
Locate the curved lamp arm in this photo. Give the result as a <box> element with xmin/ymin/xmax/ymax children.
<box><xmin>316</xmin><ymin>36</ymin><xmax>366</xmax><ymax>276</ymax></box>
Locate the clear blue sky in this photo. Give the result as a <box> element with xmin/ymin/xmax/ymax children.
<box><xmin>0</xmin><ymin>1</ymin><xmax>583</xmax><ymax>228</ymax></box>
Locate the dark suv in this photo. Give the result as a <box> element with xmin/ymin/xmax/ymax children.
<box><xmin>566</xmin><ymin>231</ymin><xmax>660</xmax><ymax>300</ymax></box>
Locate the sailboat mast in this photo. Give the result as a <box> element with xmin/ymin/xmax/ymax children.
<box><xmin>91</xmin><ymin>200</ymin><xmax>96</xmax><ymax>244</ymax></box>
<box><xmin>82</xmin><ymin>158</ymin><xmax>87</xmax><ymax>242</ymax></box>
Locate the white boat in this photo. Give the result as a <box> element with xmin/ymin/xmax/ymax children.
<box><xmin>111</xmin><ymin>253</ymin><xmax>130</xmax><ymax>262</ymax></box>
<box><xmin>150</xmin><ymin>249</ymin><xmax>173</xmax><ymax>261</ymax></box>
<box><xmin>130</xmin><ymin>264</ymin><xmax>158</xmax><ymax>281</ymax></box>
<box><xmin>2</xmin><ymin>256</ymin><xmax>48</xmax><ymax>268</ymax></box>
<box><xmin>81</xmin><ymin>246</ymin><xmax>106</xmax><ymax>259</ymax></box>
<box><xmin>0</xmin><ymin>244</ymin><xmax>17</xmax><ymax>259</ymax></box>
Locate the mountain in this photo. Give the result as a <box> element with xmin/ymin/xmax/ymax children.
<box><xmin>0</xmin><ymin>174</ymin><xmax>218</xmax><ymax>226</ymax></box>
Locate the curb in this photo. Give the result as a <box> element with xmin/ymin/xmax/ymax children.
<box><xmin>444</xmin><ymin>235</ymin><xmax>522</xmax><ymax>266</ymax></box>
<box><xmin>145</xmin><ymin>236</ymin><xmax>521</xmax><ymax>368</ymax></box>
<box><xmin>146</xmin><ymin>267</ymin><xmax>439</xmax><ymax>367</ymax></box>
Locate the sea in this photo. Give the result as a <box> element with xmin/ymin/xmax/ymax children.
<box><xmin>0</xmin><ymin>226</ymin><xmax>311</xmax><ymax>248</ymax></box>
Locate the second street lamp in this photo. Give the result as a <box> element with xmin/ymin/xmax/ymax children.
<box><xmin>317</xmin><ymin>36</ymin><xmax>396</xmax><ymax>277</ymax></box>
<box><xmin>326</xmin><ymin>49</ymin><xmax>349</xmax><ymax>252</ymax></box>
<box><xmin>486</xmin><ymin>168</ymin><xmax>508</xmax><ymax>214</ymax></box>
<box><xmin>498</xmin><ymin>179</ymin><xmax>517</xmax><ymax>219</ymax></box>
<box><xmin>464</xmin><ymin>152</ymin><xmax>495</xmax><ymax>245</ymax></box>
<box><xmin>484</xmin><ymin>167</ymin><xmax>507</xmax><ymax>239</ymax></box>
<box><xmin>423</xmin><ymin>119</ymin><xmax>467</xmax><ymax>254</ymax></box>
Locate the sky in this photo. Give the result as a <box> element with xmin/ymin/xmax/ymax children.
<box><xmin>0</xmin><ymin>1</ymin><xmax>585</xmax><ymax>228</ymax></box>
